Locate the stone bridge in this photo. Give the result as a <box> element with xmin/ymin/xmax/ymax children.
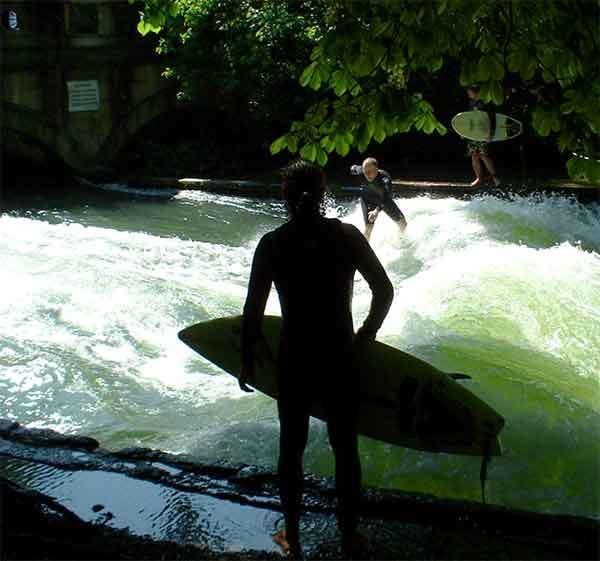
<box><xmin>1</xmin><ymin>1</ymin><xmax>176</xmax><ymax>174</ymax></box>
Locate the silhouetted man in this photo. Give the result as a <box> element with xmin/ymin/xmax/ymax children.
<box><xmin>240</xmin><ymin>160</ymin><xmax>393</xmax><ymax>558</ymax></box>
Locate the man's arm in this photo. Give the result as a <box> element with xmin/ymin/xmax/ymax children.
<box><xmin>241</xmin><ymin>234</ymin><xmax>273</xmax><ymax>391</ymax></box>
<box><xmin>485</xmin><ymin>104</ymin><xmax>497</xmax><ymax>139</ymax></box>
<box><xmin>379</xmin><ymin>170</ymin><xmax>394</xmax><ymax>202</ymax></box>
<box><xmin>345</xmin><ymin>224</ymin><xmax>394</xmax><ymax>339</ymax></box>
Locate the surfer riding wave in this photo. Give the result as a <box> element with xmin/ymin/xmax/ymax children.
<box><xmin>349</xmin><ymin>157</ymin><xmax>407</xmax><ymax>242</ymax></box>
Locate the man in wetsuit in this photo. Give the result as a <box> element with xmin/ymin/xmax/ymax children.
<box><xmin>240</xmin><ymin>160</ymin><xmax>393</xmax><ymax>558</ymax></box>
<box><xmin>350</xmin><ymin>157</ymin><xmax>407</xmax><ymax>242</ymax></box>
<box><xmin>466</xmin><ymin>85</ymin><xmax>501</xmax><ymax>187</ymax></box>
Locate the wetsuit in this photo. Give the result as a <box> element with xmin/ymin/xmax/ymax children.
<box><xmin>350</xmin><ymin>165</ymin><xmax>405</xmax><ymax>224</ymax></box>
<box><xmin>467</xmin><ymin>98</ymin><xmax>497</xmax><ymax>156</ymax></box>
<box><xmin>242</xmin><ymin>215</ymin><xmax>393</xmax><ymax>538</ymax></box>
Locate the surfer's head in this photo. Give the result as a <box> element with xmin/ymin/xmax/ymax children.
<box><xmin>281</xmin><ymin>160</ymin><xmax>326</xmax><ymax>219</ymax></box>
<box><xmin>467</xmin><ymin>85</ymin><xmax>480</xmax><ymax>100</ymax></box>
<box><xmin>362</xmin><ymin>157</ymin><xmax>379</xmax><ymax>182</ymax></box>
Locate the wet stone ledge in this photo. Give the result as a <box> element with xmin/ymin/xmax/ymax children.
<box><xmin>0</xmin><ymin>419</ymin><xmax>598</xmax><ymax>560</ymax></box>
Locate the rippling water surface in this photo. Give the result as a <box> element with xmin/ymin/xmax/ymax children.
<box><xmin>1</xmin><ymin>184</ymin><xmax>599</xmax><ymax>518</ymax></box>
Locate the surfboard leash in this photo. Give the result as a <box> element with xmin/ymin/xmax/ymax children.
<box><xmin>480</xmin><ymin>438</ymin><xmax>492</xmax><ymax>504</ymax></box>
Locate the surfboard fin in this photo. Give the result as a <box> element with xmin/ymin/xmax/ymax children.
<box><xmin>449</xmin><ymin>372</ymin><xmax>471</xmax><ymax>381</ymax></box>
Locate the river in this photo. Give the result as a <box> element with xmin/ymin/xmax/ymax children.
<box><xmin>1</xmin><ymin>183</ymin><xmax>599</xmax><ymax>519</ymax></box>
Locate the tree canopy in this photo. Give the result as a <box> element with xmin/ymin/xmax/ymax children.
<box><xmin>133</xmin><ymin>0</ymin><xmax>599</xmax><ymax>182</ymax></box>
<box><xmin>132</xmin><ymin>0</ymin><xmax>324</xmax><ymax>126</ymax></box>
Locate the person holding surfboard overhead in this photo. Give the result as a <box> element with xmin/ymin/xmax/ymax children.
<box><xmin>349</xmin><ymin>157</ymin><xmax>407</xmax><ymax>242</ymax></box>
<box><xmin>466</xmin><ymin>86</ymin><xmax>501</xmax><ymax>188</ymax></box>
<box><xmin>240</xmin><ymin>160</ymin><xmax>394</xmax><ymax>558</ymax></box>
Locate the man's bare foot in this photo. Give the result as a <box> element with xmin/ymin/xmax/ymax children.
<box><xmin>470</xmin><ymin>178</ymin><xmax>482</xmax><ymax>187</ymax></box>
<box><xmin>273</xmin><ymin>529</ymin><xmax>302</xmax><ymax>558</ymax></box>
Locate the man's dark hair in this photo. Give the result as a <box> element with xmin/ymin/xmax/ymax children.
<box><xmin>281</xmin><ymin>160</ymin><xmax>325</xmax><ymax>219</ymax></box>
<box><xmin>468</xmin><ymin>85</ymin><xmax>481</xmax><ymax>93</ymax></box>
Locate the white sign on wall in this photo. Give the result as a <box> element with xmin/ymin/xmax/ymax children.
<box><xmin>67</xmin><ymin>80</ymin><xmax>100</xmax><ymax>112</ymax></box>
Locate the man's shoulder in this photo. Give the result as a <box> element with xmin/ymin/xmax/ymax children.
<box><xmin>338</xmin><ymin>220</ymin><xmax>362</xmax><ymax>238</ymax></box>
<box><xmin>267</xmin><ymin>217</ymin><xmax>359</xmax><ymax>238</ymax></box>
<box><xmin>256</xmin><ymin>228</ymin><xmax>280</xmax><ymax>250</ymax></box>
<box><xmin>378</xmin><ymin>169</ymin><xmax>392</xmax><ymax>183</ymax></box>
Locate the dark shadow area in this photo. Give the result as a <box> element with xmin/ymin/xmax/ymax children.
<box><xmin>1</xmin><ymin>137</ymin><xmax>75</xmax><ymax>203</ymax></box>
<box><xmin>115</xmin><ymin>103</ymin><xmax>291</xmax><ymax>179</ymax></box>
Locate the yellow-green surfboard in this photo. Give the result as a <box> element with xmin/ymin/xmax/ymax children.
<box><xmin>179</xmin><ymin>316</ymin><xmax>504</xmax><ymax>457</ymax></box>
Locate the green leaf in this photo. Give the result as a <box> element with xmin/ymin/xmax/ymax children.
<box><xmin>507</xmin><ymin>51</ymin><xmax>523</xmax><ymax>73</ymax></box>
<box><xmin>490</xmin><ymin>81</ymin><xmax>504</xmax><ymax>105</ymax></box>
<box><xmin>431</xmin><ymin>56</ymin><xmax>444</xmax><ymax>72</ymax></box>
<box><xmin>353</xmin><ymin>54</ymin><xmax>372</xmax><ymax>77</ymax></box>
<box><xmin>316</xmin><ymin>147</ymin><xmax>328</xmax><ymax>166</ymax></box>
<box><xmin>320</xmin><ymin>136</ymin><xmax>334</xmax><ymax>152</ymax></box>
<box><xmin>436</xmin><ymin>122</ymin><xmax>448</xmax><ymax>135</ymax></box>
<box><xmin>369</xmin><ymin>42</ymin><xmax>386</xmax><ymax>66</ymax></box>
<box><xmin>422</xmin><ymin>115</ymin><xmax>436</xmax><ymax>134</ymax></box>
<box><xmin>300</xmin><ymin>62</ymin><xmax>317</xmax><ymax>87</ymax></box>
<box><xmin>542</xmin><ymin>69</ymin><xmax>554</xmax><ymax>83</ymax></box>
<box><xmin>332</xmin><ymin>70</ymin><xmax>348</xmax><ymax>96</ymax></box>
<box><xmin>532</xmin><ymin>107</ymin><xmax>551</xmax><ymax>136</ymax></box>
<box><xmin>474</xmin><ymin>58</ymin><xmax>491</xmax><ymax>82</ymax></box>
<box><xmin>558</xmin><ymin>130</ymin><xmax>573</xmax><ymax>152</ymax></box>
<box><xmin>374</xmin><ymin>127</ymin><xmax>386</xmax><ymax>143</ymax></box>
<box><xmin>508</xmin><ymin>51</ymin><xmax>537</xmax><ymax>80</ymax></box>
<box><xmin>414</xmin><ymin>114</ymin><xmax>427</xmax><ymax>131</ymax></box>
<box><xmin>357</xmin><ymin>125</ymin><xmax>372</xmax><ymax>152</ymax></box>
<box><xmin>560</xmin><ymin>100</ymin><xmax>576</xmax><ymax>115</ymax></box>
<box><xmin>270</xmin><ymin>135</ymin><xmax>287</xmax><ymax>155</ymax></box>
<box><xmin>310</xmin><ymin>45</ymin><xmax>323</xmax><ymax>62</ymax></box>
<box><xmin>300</xmin><ymin>143</ymin><xmax>317</xmax><ymax>161</ymax></box>
<box><xmin>490</xmin><ymin>57</ymin><xmax>505</xmax><ymax>81</ymax></box>
<box><xmin>400</xmin><ymin>10</ymin><xmax>415</xmax><ymax>25</ymax></box>
<box><xmin>287</xmin><ymin>136</ymin><xmax>298</xmax><ymax>154</ymax></box>
<box><xmin>478</xmin><ymin>82</ymin><xmax>491</xmax><ymax>103</ymax></box>
<box><xmin>366</xmin><ymin>115</ymin><xmax>376</xmax><ymax>136</ymax></box>
<box><xmin>334</xmin><ymin>135</ymin><xmax>350</xmax><ymax>156</ymax></box>
<box><xmin>522</xmin><ymin>58</ymin><xmax>537</xmax><ymax>81</ymax></box>
<box><xmin>371</xmin><ymin>20</ymin><xmax>392</xmax><ymax>38</ymax></box>
<box><xmin>350</xmin><ymin>84</ymin><xmax>362</xmax><ymax>96</ymax></box>
<box><xmin>137</xmin><ymin>19</ymin><xmax>152</xmax><ymax>36</ymax></box>
<box><xmin>396</xmin><ymin>114</ymin><xmax>412</xmax><ymax>133</ymax></box>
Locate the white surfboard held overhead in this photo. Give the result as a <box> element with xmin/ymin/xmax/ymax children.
<box><xmin>452</xmin><ymin>110</ymin><xmax>523</xmax><ymax>142</ymax></box>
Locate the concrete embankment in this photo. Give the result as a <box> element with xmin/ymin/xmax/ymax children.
<box><xmin>77</xmin><ymin>174</ymin><xmax>599</xmax><ymax>203</ymax></box>
<box><xmin>1</xmin><ymin>419</ymin><xmax>598</xmax><ymax>560</ymax></box>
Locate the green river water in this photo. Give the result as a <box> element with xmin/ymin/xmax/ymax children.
<box><xmin>1</xmin><ymin>184</ymin><xmax>599</xmax><ymax>519</ymax></box>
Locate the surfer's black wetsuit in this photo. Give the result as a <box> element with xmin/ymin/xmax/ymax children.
<box><xmin>350</xmin><ymin>165</ymin><xmax>405</xmax><ymax>224</ymax></box>
<box><xmin>242</xmin><ymin>215</ymin><xmax>393</xmax><ymax>537</ymax></box>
